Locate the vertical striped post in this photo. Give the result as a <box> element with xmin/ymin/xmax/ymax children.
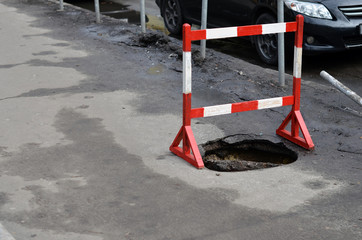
<box><xmin>291</xmin><ymin>15</ymin><xmax>303</xmax><ymax>137</ymax></box>
<box><xmin>182</xmin><ymin>24</ymin><xmax>193</xmax><ymax>157</ymax></box>
<box><xmin>277</xmin><ymin>15</ymin><xmax>314</xmax><ymax>150</ymax></box>
<box><xmin>169</xmin><ymin>24</ymin><xmax>204</xmax><ymax>169</ymax></box>
<box><xmin>291</xmin><ymin>15</ymin><xmax>304</xmax><ymax>137</ymax></box>
<box><xmin>293</xmin><ymin>15</ymin><xmax>304</xmax><ymax>111</ymax></box>
<box><xmin>183</xmin><ymin>24</ymin><xmax>192</xmax><ymax>127</ymax></box>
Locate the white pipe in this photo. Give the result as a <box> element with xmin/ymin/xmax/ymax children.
<box><xmin>200</xmin><ymin>0</ymin><xmax>208</xmax><ymax>59</ymax></box>
<box><xmin>94</xmin><ymin>0</ymin><xmax>101</xmax><ymax>23</ymax></box>
<box><xmin>140</xmin><ymin>0</ymin><xmax>146</xmax><ymax>33</ymax></box>
<box><xmin>59</xmin><ymin>0</ymin><xmax>64</xmax><ymax>11</ymax></box>
<box><xmin>320</xmin><ymin>71</ymin><xmax>362</xmax><ymax>106</ymax></box>
<box><xmin>277</xmin><ymin>0</ymin><xmax>285</xmax><ymax>86</ymax></box>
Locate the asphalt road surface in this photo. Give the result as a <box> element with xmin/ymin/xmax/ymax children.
<box><xmin>0</xmin><ymin>1</ymin><xmax>361</xmax><ymax>240</ymax></box>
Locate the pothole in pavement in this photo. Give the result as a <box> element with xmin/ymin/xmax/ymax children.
<box><xmin>202</xmin><ymin>139</ymin><xmax>298</xmax><ymax>172</ymax></box>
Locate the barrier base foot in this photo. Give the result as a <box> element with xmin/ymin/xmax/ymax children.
<box><xmin>276</xmin><ymin>110</ymin><xmax>314</xmax><ymax>150</ymax></box>
<box><xmin>170</xmin><ymin>126</ymin><xmax>204</xmax><ymax>169</ymax></box>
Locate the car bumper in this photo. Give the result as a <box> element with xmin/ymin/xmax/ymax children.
<box><xmin>287</xmin><ymin>12</ymin><xmax>362</xmax><ymax>52</ymax></box>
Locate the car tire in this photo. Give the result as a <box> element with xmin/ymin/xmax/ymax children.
<box><xmin>162</xmin><ymin>0</ymin><xmax>183</xmax><ymax>35</ymax></box>
<box><xmin>254</xmin><ymin>13</ymin><xmax>278</xmax><ymax>65</ymax></box>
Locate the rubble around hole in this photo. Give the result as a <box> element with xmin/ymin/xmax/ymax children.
<box><xmin>137</xmin><ymin>32</ymin><xmax>170</xmax><ymax>47</ymax></box>
<box><xmin>134</xmin><ymin>32</ymin><xmax>206</xmax><ymax>65</ymax></box>
<box><xmin>204</xmin><ymin>156</ymin><xmax>280</xmax><ymax>172</ymax></box>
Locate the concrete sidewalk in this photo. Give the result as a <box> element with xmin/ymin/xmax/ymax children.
<box><xmin>0</xmin><ymin>0</ymin><xmax>361</xmax><ymax>239</ymax></box>
<box><xmin>0</xmin><ymin>223</ymin><xmax>15</xmax><ymax>240</ymax></box>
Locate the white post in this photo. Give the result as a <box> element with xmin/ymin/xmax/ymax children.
<box><xmin>140</xmin><ymin>0</ymin><xmax>146</xmax><ymax>33</ymax></box>
<box><xmin>277</xmin><ymin>0</ymin><xmax>285</xmax><ymax>86</ymax></box>
<box><xmin>59</xmin><ymin>0</ymin><xmax>64</xmax><ymax>11</ymax></box>
<box><xmin>320</xmin><ymin>71</ymin><xmax>362</xmax><ymax>106</ymax></box>
<box><xmin>94</xmin><ymin>0</ymin><xmax>101</xmax><ymax>23</ymax></box>
<box><xmin>200</xmin><ymin>0</ymin><xmax>208</xmax><ymax>59</ymax></box>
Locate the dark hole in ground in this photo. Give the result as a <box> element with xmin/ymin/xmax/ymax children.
<box><xmin>65</xmin><ymin>0</ymin><xmax>144</xmax><ymax>24</ymax></box>
<box><xmin>202</xmin><ymin>139</ymin><xmax>297</xmax><ymax>172</ymax></box>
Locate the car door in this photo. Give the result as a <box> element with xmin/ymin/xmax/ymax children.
<box><xmin>208</xmin><ymin>0</ymin><xmax>257</xmax><ymax>27</ymax></box>
<box><xmin>181</xmin><ymin>0</ymin><xmax>203</xmax><ymax>24</ymax></box>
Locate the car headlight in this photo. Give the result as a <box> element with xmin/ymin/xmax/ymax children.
<box><xmin>284</xmin><ymin>0</ymin><xmax>333</xmax><ymax>20</ymax></box>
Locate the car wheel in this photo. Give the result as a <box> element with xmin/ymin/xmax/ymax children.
<box><xmin>255</xmin><ymin>13</ymin><xmax>278</xmax><ymax>65</ymax></box>
<box><xmin>162</xmin><ymin>0</ymin><xmax>183</xmax><ymax>35</ymax></box>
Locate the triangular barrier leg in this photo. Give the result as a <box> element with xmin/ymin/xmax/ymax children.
<box><xmin>170</xmin><ymin>126</ymin><xmax>204</xmax><ymax>169</ymax></box>
<box><xmin>276</xmin><ymin>110</ymin><xmax>314</xmax><ymax>150</ymax></box>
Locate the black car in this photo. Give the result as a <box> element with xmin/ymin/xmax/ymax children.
<box><xmin>156</xmin><ymin>0</ymin><xmax>362</xmax><ymax>64</ymax></box>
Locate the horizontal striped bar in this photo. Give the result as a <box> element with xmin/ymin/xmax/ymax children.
<box><xmin>190</xmin><ymin>22</ymin><xmax>297</xmax><ymax>41</ymax></box>
<box><xmin>258</xmin><ymin>97</ymin><xmax>283</xmax><ymax>109</ymax></box>
<box><xmin>237</xmin><ymin>25</ymin><xmax>262</xmax><ymax>37</ymax></box>
<box><xmin>190</xmin><ymin>96</ymin><xmax>294</xmax><ymax>118</ymax></box>
<box><xmin>262</xmin><ymin>23</ymin><xmax>286</xmax><ymax>34</ymax></box>
<box><xmin>190</xmin><ymin>29</ymin><xmax>206</xmax><ymax>41</ymax></box>
<box><xmin>206</xmin><ymin>27</ymin><xmax>238</xmax><ymax>39</ymax></box>
<box><xmin>204</xmin><ymin>104</ymin><xmax>232</xmax><ymax>117</ymax></box>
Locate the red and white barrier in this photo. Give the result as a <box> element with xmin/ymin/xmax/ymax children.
<box><xmin>170</xmin><ymin>15</ymin><xmax>314</xmax><ymax>169</ymax></box>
